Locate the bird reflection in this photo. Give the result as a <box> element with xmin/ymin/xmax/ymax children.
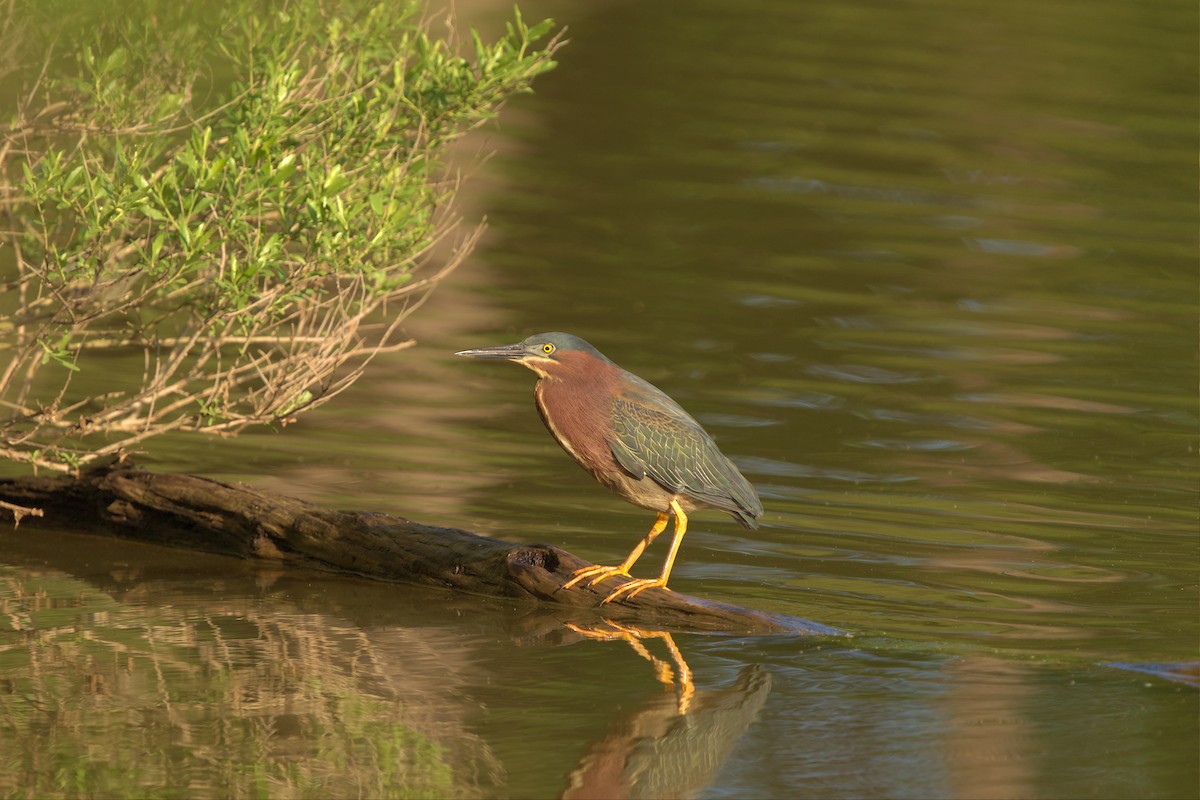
<box><xmin>566</xmin><ymin>621</ymin><xmax>697</xmax><ymax>713</ymax></box>
<box><xmin>561</xmin><ymin>622</ymin><xmax>772</xmax><ymax>800</ymax></box>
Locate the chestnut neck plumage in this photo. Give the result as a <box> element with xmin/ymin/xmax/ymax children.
<box><xmin>532</xmin><ymin>351</ymin><xmax>622</xmax><ymax>480</ymax></box>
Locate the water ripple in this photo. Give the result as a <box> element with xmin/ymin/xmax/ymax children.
<box><xmin>737</xmin><ymin>456</ymin><xmax>916</xmax><ymax>484</ymax></box>
<box><xmin>957</xmin><ymin>392</ymin><xmax>1137</xmax><ymax>414</ymax></box>
<box><xmin>965</xmin><ymin>238</ymin><xmax>1081</xmax><ymax>258</ymax></box>
<box><xmin>807</xmin><ymin>364</ymin><xmax>927</xmax><ymax>384</ymax></box>
<box><xmin>749</xmin><ymin>389</ymin><xmax>846</xmax><ymax>410</ymax></box>
<box><xmin>853</xmin><ymin>438</ymin><xmax>975</xmax><ymax>452</ymax></box>
<box><xmin>738</xmin><ymin>294</ymin><xmax>802</xmax><ymax>309</ymax></box>
<box><xmin>696</xmin><ymin>412</ymin><xmax>782</xmax><ymax>428</ymax></box>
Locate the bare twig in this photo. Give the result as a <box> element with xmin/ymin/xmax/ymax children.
<box><xmin>0</xmin><ymin>497</ymin><xmax>44</xmax><ymax>524</ymax></box>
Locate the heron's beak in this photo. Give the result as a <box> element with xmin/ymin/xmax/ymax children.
<box><xmin>454</xmin><ymin>342</ymin><xmax>528</xmax><ymax>361</ymax></box>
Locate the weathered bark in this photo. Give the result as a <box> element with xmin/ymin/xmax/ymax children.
<box><xmin>0</xmin><ymin>462</ymin><xmax>839</xmax><ymax>637</ymax></box>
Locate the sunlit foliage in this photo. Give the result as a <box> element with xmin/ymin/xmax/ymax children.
<box><xmin>0</xmin><ymin>0</ymin><xmax>560</xmax><ymax>472</ymax></box>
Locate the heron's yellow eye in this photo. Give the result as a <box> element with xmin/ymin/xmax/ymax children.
<box><xmin>541</xmin><ymin>343</ymin><xmax>556</xmax><ymax>355</ymax></box>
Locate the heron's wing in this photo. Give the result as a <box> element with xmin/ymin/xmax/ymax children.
<box><xmin>608</xmin><ymin>375</ymin><xmax>762</xmax><ymax>525</ymax></box>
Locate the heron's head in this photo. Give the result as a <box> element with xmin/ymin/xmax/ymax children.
<box><xmin>455</xmin><ymin>332</ymin><xmax>611</xmax><ymax>378</ymax></box>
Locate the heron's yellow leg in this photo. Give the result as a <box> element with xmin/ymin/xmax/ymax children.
<box><xmin>601</xmin><ymin>501</ymin><xmax>688</xmax><ymax>604</ymax></box>
<box><xmin>562</xmin><ymin>512</ymin><xmax>670</xmax><ymax>590</ymax></box>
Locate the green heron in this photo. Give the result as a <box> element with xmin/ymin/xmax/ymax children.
<box><xmin>456</xmin><ymin>332</ymin><xmax>763</xmax><ymax>604</ymax></box>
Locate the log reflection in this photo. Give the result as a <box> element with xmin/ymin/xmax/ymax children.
<box><xmin>0</xmin><ymin>531</ymin><xmax>777</xmax><ymax>799</ymax></box>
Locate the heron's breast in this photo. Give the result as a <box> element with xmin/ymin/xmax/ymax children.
<box><xmin>535</xmin><ymin>377</ymin><xmax>611</xmax><ymax>466</ymax></box>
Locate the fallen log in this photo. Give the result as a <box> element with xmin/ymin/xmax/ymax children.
<box><xmin>0</xmin><ymin>462</ymin><xmax>840</xmax><ymax>637</ymax></box>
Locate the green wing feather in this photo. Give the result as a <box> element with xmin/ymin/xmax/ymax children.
<box><xmin>608</xmin><ymin>374</ymin><xmax>762</xmax><ymax>527</ymax></box>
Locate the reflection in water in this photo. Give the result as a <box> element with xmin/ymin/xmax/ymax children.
<box><xmin>1</xmin><ymin>0</ymin><xmax>1196</xmax><ymax>795</ymax></box>
<box><xmin>561</xmin><ymin>657</ymin><xmax>771</xmax><ymax>800</ymax></box>
<box><xmin>0</xmin><ymin>561</ymin><xmax>504</xmax><ymax>798</ymax></box>
<box><xmin>0</xmin><ymin>533</ymin><xmax>777</xmax><ymax>800</ymax></box>
<box><xmin>1108</xmin><ymin>662</ymin><xmax>1200</xmax><ymax>689</ymax></box>
<box><xmin>559</xmin><ymin>622</ymin><xmax>776</xmax><ymax>799</ymax></box>
<box><xmin>938</xmin><ymin>658</ymin><xmax>1037</xmax><ymax>799</ymax></box>
<box><xmin>565</xmin><ymin>621</ymin><xmax>697</xmax><ymax>713</ymax></box>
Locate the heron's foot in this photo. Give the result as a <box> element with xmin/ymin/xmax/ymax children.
<box><xmin>562</xmin><ymin>564</ymin><xmax>631</xmax><ymax>590</ymax></box>
<box><xmin>600</xmin><ymin>577</ymin><xmax>672</xmax><ymax>605</ymax></box>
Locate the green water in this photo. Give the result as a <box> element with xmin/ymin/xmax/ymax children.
<box><xmin>1</xmin><ymin>0</ymin><xmax>1197</xmax><ymax>797</ymax></box>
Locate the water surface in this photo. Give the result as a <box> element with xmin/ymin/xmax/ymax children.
<box><xmin>1</xmin><ymin>0</ymin><xmax>1196</xmax><ymax>797</ymax></box>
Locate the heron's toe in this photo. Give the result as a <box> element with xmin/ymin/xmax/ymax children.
<box><xmin>600</xmin><ymin>577</ymin><xmax>671</xmax><ymax>604</ymax></box>
<box><xmin>563</xmin><ymin>564</ymin><xmax>629</xmax><ymax>590</ymax></box>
